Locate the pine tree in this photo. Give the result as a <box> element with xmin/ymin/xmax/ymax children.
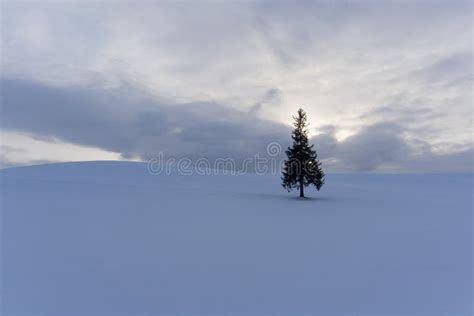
<box><xmin>281</xmin><ymin>108</ymin><xmax>325</xmax><ymax>198</ymax></box>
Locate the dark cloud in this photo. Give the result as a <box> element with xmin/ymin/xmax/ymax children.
<box><xmin>334</xmin><ymin>123</ymin><xmax>411</xmax><ymax>172</ymax></box>
<box><xmin>310</xmin><ymin>123</ymin><xmax>473</xmax><ymax>172</ymax></box>
<box><xmin>403</xmin><ymin>147</ymin><xmax>474</xmax><ymax>173</ymax></box>
<box><xmin>2</xmin><ymin>78</ymin><xmax>472</xmax><ymax>172</ymax></box>
<box><xmin>310</xmin><ymin>123</ymin><xmax>411</xmax><ymax>172</ymax></box>
<box><xmin>0</xmin><ymin>78</ymin><xmax>290</xmax><ymax>163</ymax></box>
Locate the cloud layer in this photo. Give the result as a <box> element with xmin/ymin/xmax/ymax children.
<box><xmin>1</xmin><ymin>1</ymin><xmax>472</xmax><ymax>171</ymax></box>
<box><xmin>2</xmin><ymin>78</ymin><xmax>472</xmax><ymax>172</ymax></box>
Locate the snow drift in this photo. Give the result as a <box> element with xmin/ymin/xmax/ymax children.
<box><xmin>1</xmin><ymin>161</ymin><xmax>472</xmax><ymax>315</ymax></box>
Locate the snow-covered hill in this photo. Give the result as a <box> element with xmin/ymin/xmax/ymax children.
<box><xmin>1</xmin><ymin>161</ymin><xmax>472</xmax><ymax>315</ymax></box>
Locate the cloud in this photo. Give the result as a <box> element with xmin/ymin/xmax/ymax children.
<box><xmin>2</xmin><ymin>78</ymin><xmax>472</xmax><ymax>172</ymax></box>
<box><xmin>249</xmin><ymin>88</ymin><xmax>281</xmax><ymax>114</ymax></box>
<box><xmin>0</xmin><ymin>1</ymin><xmax>472</xmax><ymax>171</ymax></box>
<box><xmin>415</xmin><ymin>52</ymin><xmax>473</xmax><ymax>88</ymax></box>
<box><xmin>0</xmin><ymin>78</ymin><xmax>290</xmax><ymax>163</ymax></box>
<box><xmin>310</xmin><ymin>123</ymin><xmax>473</xmax><ymax>173</ymax></box>
<box><xmin>336</xmin><ymin>123</ymin><xmax>410</xmax><ymax>171</ymax></box>
<box><xmin>0</xmin><ymin>131</ymin><xmax>122</xmax><ymax>168</ymax></box>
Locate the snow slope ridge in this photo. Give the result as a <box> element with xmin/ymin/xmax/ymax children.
<box><xmin>1</xmin><ymin>161</ymin><xmax>472</xmax><ymax>315</ymax></box>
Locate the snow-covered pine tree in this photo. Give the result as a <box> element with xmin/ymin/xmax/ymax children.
<box><xmin>281</xmin><ymin>108</ymin><xmax>325</xmax><ymax>198</ymax></box>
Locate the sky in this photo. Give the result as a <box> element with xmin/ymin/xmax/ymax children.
<box><xmin>1</xmin><ymin>0</ymin><xmax>472</xmax><ymax>172</ymax></box>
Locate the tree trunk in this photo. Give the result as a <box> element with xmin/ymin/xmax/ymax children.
<box><xmin>299</xmin><ymin>179</ymin><xmax>304</xmax><ymax>198</ymax></box>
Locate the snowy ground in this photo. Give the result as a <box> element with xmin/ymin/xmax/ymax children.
<box><xmin>1</xmin><ymin>161</ymin><xmax>472</xmax><ymax>315</ymax></box>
